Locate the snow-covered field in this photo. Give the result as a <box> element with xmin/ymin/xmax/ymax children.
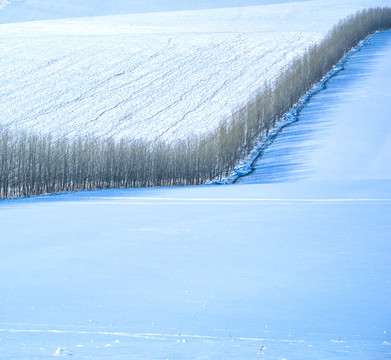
<box><xmin>237</xmin><ymin>29</ymin><xmax>391</xmax><ymax>184</ymax></box>
<box><xmin>1</xmin><ymin>181</ymin><xmax>390</xmax><ymax>360</ymax></box>
<box><xmin>0</xmin><ymin>0</ymin><xmax>310</xmax><ymax>23</ymax></box>
<box><xmin>1</xmin><ymin>25</ymin><xmax>391</xmax><ymax>359</ymax></box>
<box><xmin>0</xmin><ymin>0</ymin><xmax>390</xmax><ymax>141</ymax></box>
<box><xmin>1</xmin><ymin>1</ymin><xmax>391</xmax><ymax>359</ymax></box>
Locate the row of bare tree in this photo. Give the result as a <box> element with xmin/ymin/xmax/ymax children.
<box><xmin>1</xmin><ymin>7</ymin><xmax>391</xmax><ymax>198</ymax></box>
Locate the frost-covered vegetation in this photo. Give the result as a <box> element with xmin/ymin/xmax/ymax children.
<box><xmin>1</xmin><ymin>7</ymin><xmax>391</xmax><ymax>198</ymax></box>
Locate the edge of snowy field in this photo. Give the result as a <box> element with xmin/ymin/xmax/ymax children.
<box><xmin>207</xmin><ymin>33</ymin><xmax>377</xmax><ymax>185</ymax></box>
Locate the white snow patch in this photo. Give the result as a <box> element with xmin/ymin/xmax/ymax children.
<box><xmin>54</xmin><ymin>347</ymin><xmax>63</xmax><ymax>356</ymax></box>
<box><xmin>330</xmin><ymin>339</ymin><xmax>344</xmax><ymax>343</ymax></box>
<box><xmin>0</xmin><ymin>0</ymin><xmax>20</xmax><ymax>10</ymax></box>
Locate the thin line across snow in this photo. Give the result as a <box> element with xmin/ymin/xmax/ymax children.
<box><xmin>40</xmin><ymin>198</ymin><xmax>391</xmax><ymax>206</ymax></box>
<box><xmin>0</xmin><ymin>327</ymin><xmax>304</xmax><ymax>343</ymax></box>
<box><xmin>2</xmin><ymin>198</ymin><xmax>390</xmax><ymax>209</ymax></box>
<box><xmin>98</xmin><ymin>197</ymin><xmax>391</xmax><ymax>202</ymax></box>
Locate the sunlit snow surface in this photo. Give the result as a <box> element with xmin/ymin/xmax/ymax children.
<box><xmin>1</xmin><ymin>29</ymin><xmax>391</xmax><ymax>359</ymax></box>
<box><xmin>1</xmin><ymin>2</ymin><xmax>391</xmax><ymax>359</ymax></box>
<box><xmin>0</xmin><ymin>0</ymin><xmax>389</xmax><ymax>141</ymax></box>
<box><xmin>1</xmin><ymin>182</ymin><xmax>391</xmax><ymax>359</ymax></box>
<box><xmin>237</xmin><ymin>30</ymin><xmax>391</xmax><ymax>183</ymax></box>
<box><xmin>0</xmin><ymin>0</ymin><xmax>311</xmax><ymax>22</ymax></box>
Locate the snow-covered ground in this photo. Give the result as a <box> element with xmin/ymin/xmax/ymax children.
<box><xmin>1</xmin><ymin>29</ymin><xmax>391</xmax><ymax>359</ymax></box>
<box><xmin>0</xmin><ymin>0</ymin><xmax>390</xmax><ymax>141</ymax></box>
<box><xmin>0</xmin><ymin>0</ymin><xmax>309</xmax><ymax>23</ymax></box>
<box><xmin>1</xmin><ymin>181</ymin><xmax>390</xmax><ymax>359</ymax></box>
<box><xmin>237</xmin><ymin>29</ymin><xmax>391</xmax><ymax>184</ymax></box>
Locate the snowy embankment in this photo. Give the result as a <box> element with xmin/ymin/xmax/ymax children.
<box><xmin>237</xmin><ymin>29</ymin><xmax>391</xmax><ymax>184</ymax></box>
<box><xmin>213</xmin><ymin>33</ymin><xmax>378</xmax><ymax>184</ymax></box>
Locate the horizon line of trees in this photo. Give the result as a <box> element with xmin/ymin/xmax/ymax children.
<box><xmin>1</xmin><ymin>7</ymin><xmax>391</xmax><ymax>199</ymax></box>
